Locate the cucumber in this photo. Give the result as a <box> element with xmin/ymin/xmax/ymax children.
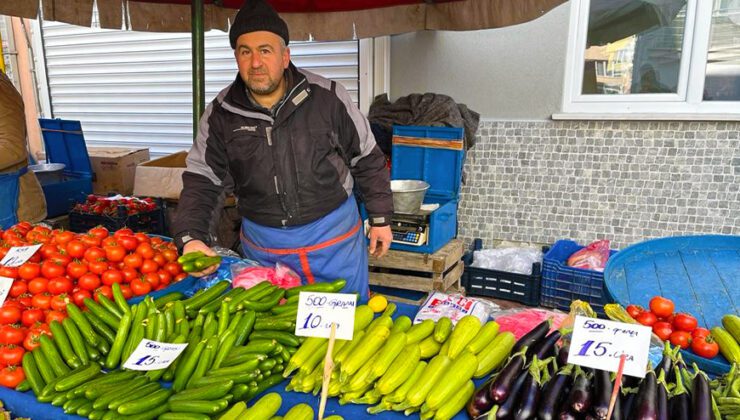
<box><xmin>168</xmin><ymin>379</ymin><xmax>234</xmax><ymax>402</ymax></box>
<box><xmin>283</xmin><ymin>403</ymin><xmax>314</xmax><ymax>420</ymax></box>
<box><xmin>107</xmin><ymin>382</ymin><xmax>161</xmax><ymax>411</ymax></box>
<box><xmin>55</xmin><ymin>363</ymin><xmax>102</xmax><ymax>392</ymax></box>
<box><xmin>116</xmin><ymin>388</ymin><xmax>172</xmax><ymax>415</ymax></box>
<box><xmin>242</xmin><ymin>392</ymin><xmax>282</xmax><ymax>420</ymax></box>
<box><xmin>285</xmin><ymin>279</ymin><xmax>346</xmax><ymax>297</ymax></box>
<box><xmin>168</xmin><ymin>399</ymin><xmax>229</xmax><ymax>414</ymax></box>
<box><xmin>49</xmin><ymin>320</ymin><xmax>82</xmax><ymax>369</ymax></box>
<box><xmin>159</xmin><ymin>413</ymin><xmax>210</xmax><ymax>420</ymax></box>
<box><xmin>84</xmin><ymin>298</ymin><xmax>120</xmax><ymax>329</ymax></box>
<box><xmin>66</xmin><ymin>303</ymin><xmax>100</xmax><ymax>346</ymax></box>
<box><xmin>217</xmin><ymin>401</ymin><xmax>247</xmax><ymax>420</ymax></box>
<box><xmin>154</xmin><ymin>291</ymin><xmax>186</xmax><ymax>309</ymax></box>
<box><xmin>22</xmin><ymin>352</ymin><xmax>46</xmax><ymax>395</ymax></box>
<box><xmin>105</xmin><ymin>311</ymin><xmax>132</xmax><ymax>369</ymax></box>
<box><xmin>61</xmin><ymin>318</ymin><xmax>90</xmax><ymax>366</ymax></box>
<box><xmin>39</xmin><ymin>335</ymin><xmax>71</xmax><ymax>376</ymax></box>
<box><xmin>254</xmin><ymin>319</ymin><xmax>296</xmax><ymax>332</ymax></box>
<box><xmin>249</xmin><ymin>330</ymin><xmax>301</xmax><ymax>347</ymax></box>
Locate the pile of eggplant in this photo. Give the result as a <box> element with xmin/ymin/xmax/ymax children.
<box><xmin>466</xmin><ymin>320</ymin><xmax>720</xmax><ymax>419</ymax></box>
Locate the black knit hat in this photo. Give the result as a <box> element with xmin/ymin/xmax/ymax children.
<box><xmin>229</xmin><ymin>0</ymin><xmax>289</xmax><ymax>48</ymax></box>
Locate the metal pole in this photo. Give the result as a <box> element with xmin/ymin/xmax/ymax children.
<box><xmin>191</xmin><ymin>0</ymin><xmax>205</xmax><ymax>140</ymax></box>
<box><xmin>0</xmin><ymin>28</ymin><xmax>6</xmax><ymax>73</ymax></box>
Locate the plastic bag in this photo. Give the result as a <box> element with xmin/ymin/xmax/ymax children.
<box><xmin>414</xmin><ymin>291</ymin><xmax>498</xmax><ymax>325</ymax></box>
<box><xmin>471</xmin><ymin>247</ymin><xmax>543</xmax><ymax>275</ymax></box>
<box><xmin>492</xmin><ymin>307</ymin><xmax>568</xmax><ymax>340</ymax></box>
<box><xmin>567</xmin><ymin>239</ymin><xmax>611</xmax><ymax>271</ymax></box>
<box><xmin>231</xmin><ymin>261</ymin><xmax>302</xmax><ymax>290</ymax></box>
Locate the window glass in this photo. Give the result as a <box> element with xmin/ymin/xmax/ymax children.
<box><xmin>582</xmin><ymin>0</ymin><xmax>688</xmax><ymax>94</ymax></box>
<box><xmin>703</xmin><ymin>0</ymin><xmax>740</xmax><ymax>101</ymax></box>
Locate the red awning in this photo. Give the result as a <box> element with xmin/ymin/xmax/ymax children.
<box><xmin>1</xmin><ymin>0</ymin><xmax>566</xmax><ymax>41</ymax></box>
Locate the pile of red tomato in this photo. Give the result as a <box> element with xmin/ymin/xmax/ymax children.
<box><xmin>627</xmin><ymin>295</ymin><xmax>719</xmax><ymax>359</ymax></box>
<box><xmin>0</xmin><ymin>221</ymin><xmax>186</xmax><ymax>388</ymax></box>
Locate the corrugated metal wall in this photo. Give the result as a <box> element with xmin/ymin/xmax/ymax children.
<box><xmin>41</xmin><ymin>21</ymin><xmax>359</xmax><ymax>156</ymax></box>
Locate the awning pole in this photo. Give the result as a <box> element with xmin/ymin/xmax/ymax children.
<box><xmin>191</xmin><ymin>0</ymin><xmax>205</xmax><ymax>140</ymax></box>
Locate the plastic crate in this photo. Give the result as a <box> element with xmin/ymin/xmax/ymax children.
<box><xmin>69</xmin><ymin>200</ymin><xmax>166</xmax><ymax>234</ymax></box>
<box><xmin>540</xmin><ymin>240</ymin><xmax>618</xmax><ymax>315</ymax></box>
<box><xmin>461</xmin><ymin>239</ymin><xmax>546</xmax><ymax>306</ymax></box>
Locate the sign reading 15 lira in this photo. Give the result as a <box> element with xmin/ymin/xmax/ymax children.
<box><xmin>567</xmin><ymin>316</ymin><xmax>652</xmax><ymax>378</ymax></box>
<box><xmin>122</xmin><ymin>339</ymin><xmax>188</xmax><ymax>371</ymax></box>
<box><xmin>294</xmin><ymin>292</ymin><xmax>356</xmax><ymax>341</ymax></box>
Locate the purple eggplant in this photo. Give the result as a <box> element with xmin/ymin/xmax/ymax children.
<box><xmin>531</xmin><ymin>330</ymin><xmax>562</xmax><ymax>360</ymax></box>
<box><xmin>558</xmin><ymin>400</ymin><xmax>579</xmax><ymax>420</ymax></box>
<box><xmin>512</xmin><ymin>319</ymin><xmax>551</xmax><ymax>356</ymax></box>
<box><xmin>490</xmin><ymin>350</ymin><xmax>527</xmax><ymax>403</ymax></box>
<box><xmin>557</xmin><ymin>346</ymin><xmax>569</xmax><ymax>367</ymax></box>
<box><xmin>567</xmin><ymin>367</ymin><xmax>592</xmax><ymax>414</ymax></box>
<box><xmin>467</xmin><ymin>376</ymin><xmax>496</xmax><ymax>418</ymax></box>
<box><xmin>538</xmin><ymin>365</ymin><xmax>574</xmax><ymax>420</ymax></box>
<box><xmin>669</xmin><ymin>367</ymin><xmax>690</xmax><ymax>420</ymax></box>
<box><xmin>629</xmin><ymin>370</ymin><xmax>658</xmax><ymax>420</ymax></box>
<box><xmin>610</xmin><ymin>387</ymin><xmax>624</xmax><ymax>420</ymax></box>
<box><xmin>622</xmin><ymin>390</ymin><xmax>637</xmax><ymax>419</ymax></box>
<box><xmin>496</xmin><ymin>369</ymin><xmax>528</xmax><ymax>419</ymax></box>
<box><xmin>591</xmin><ymin>369</ymin><xmax>611</xmax><ymax>420</ymax></box>
<box><xmin>513</xmin><ymin>357</ymin><xmax>548</xmax><ymax>420</ymax></box>
<box><xmin>691</xmin><ymin>369</ymin><xmax>712</xmax><ymax>420</ymax></box>
<box><xmin>656</xmin><ymin>371</ymin><xmax>668</xmax><ymax>420</ymax></box>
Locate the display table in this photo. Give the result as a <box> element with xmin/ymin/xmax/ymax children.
<box><xmin>0</xmin><ymin>301</ymin><xmax>476</xmax><ymax>420</ymax></box>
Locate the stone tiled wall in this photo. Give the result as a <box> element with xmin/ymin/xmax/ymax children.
<box><xmin>457</xmin><ymin>120</ymin><xmax>740</xmax><ymax>250</ymax></box>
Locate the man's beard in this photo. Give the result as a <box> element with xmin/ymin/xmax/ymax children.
<box><xmin>247</xmin><ymin>76</ymin><xmax>278</xmax><ymax>95</ymax></box>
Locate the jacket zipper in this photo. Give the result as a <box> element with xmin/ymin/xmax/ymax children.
<box><xmin>267</xmin><ymin>126</ymin><xmax>290</xmax><ymax>225</ymax></box>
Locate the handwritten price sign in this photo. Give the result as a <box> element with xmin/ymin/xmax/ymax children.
<box><xmin>0</xmin><ymin>244</ymin><xmax>42</xmax><ymax>267</ymax></box>
<box><xmin>295</xmin><ymin>292</ymin><xmax>356</xmax><ymax>341</ymax></box>
<box><xmin>122</xmin><ymin>339</ymin><xmax>188</xmax><ymax>371</ymax></box>
<box><xmin>0</xmin><ymin>277</ymin><xmax>13</xmax><ymax>307</ymax></box>
<box><xmin>567</xmin><ymin>316</ymin><xmax>652</xmax><ymax>378</ymax></box>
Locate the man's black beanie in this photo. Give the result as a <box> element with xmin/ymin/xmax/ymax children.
<box><xmin>229</xmin><ymin>0</ymin><xmax>290</xmax><ymax>49</ymax></box>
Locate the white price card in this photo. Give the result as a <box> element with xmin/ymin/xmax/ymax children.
<box><xmin>0</xmin><ymin>244</ymin><xmax>42</xmax><ymax>267</ymax></box>
<box><xmin>567</xmin><ymin>316</ymin><xmax>652</xmax><ymax>378</ymax></box>
<box><xmin>122</xmin><ymin>339</ymin><xmax>188</xmax><ymax>371</ymax></box>
<box><xmin>294</xmin><ymin>292</ymin><xmax>356</xmax><ymax>341</ymax></box>
<box><xmin>0</xmin><ymin>277</ymin><xmax>13</xmax><ymax>307</ymax></box>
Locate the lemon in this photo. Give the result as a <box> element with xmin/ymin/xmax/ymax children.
<box><xmin>368</xmin><ymin>295</ymin><xmax>388</xmax><ymax>313</ymax></box>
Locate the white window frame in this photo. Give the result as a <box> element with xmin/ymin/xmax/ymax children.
<box><xmin>556</xmin><ymin>0</ymin><xmax>740</xmax><ymax>121</ymax></box>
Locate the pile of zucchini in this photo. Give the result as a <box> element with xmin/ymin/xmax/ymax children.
<box><xmin>284</xmin><ymin>309</ymin><xmax>516</xmax><ymax>420</ymax></box>
<box><xmin>467</xmin><ymin>319</ymin><xmax>722</xmax><ymax>420</ymax></box>
<box><xmin>18</xmin><ymin>279</ymin><xmax>347</xmax><ymax>419</ymax></box>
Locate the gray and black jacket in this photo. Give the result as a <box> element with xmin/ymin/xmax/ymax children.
<box><xmin>172</xmin><ymin>63</ymin><xmax>392</xmax><ymax>248</ymax></box>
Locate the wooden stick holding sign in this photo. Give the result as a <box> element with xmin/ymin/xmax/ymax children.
<box><xmin>318</xmin><ymin>323</ymin><xmax>337</xmax><ymax>420</ymax></box>
<box><xmin>606</xmin><ymin>354</ymin><xmax>627</xmax><ymax>420</ymax></box>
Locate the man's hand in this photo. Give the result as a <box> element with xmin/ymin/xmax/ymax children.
<box><xmin>182</xmin><ymin>240</ymin><xmax>219</xmax><ymax>277</ymax></box>
<box><xmin>368</xmin><ymin>225</ymin><xmax>392</xmax><ymax>258</ymax></box>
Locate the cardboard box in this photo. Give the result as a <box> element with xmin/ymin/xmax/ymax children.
<box><xmin>88</xmin><ymin>147</ymin><xmax>150</xmax><ymax>195</ymax></box>
<box><xmin>133</xmin><ymin>151</ymin><xmax>188</xmax><ymax>199</ymax></box>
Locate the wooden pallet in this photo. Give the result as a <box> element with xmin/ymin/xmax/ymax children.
<box><xmin>368</xmin><ymin>239</ymin><xmax>464</xmax><ymax>293</ymax></box>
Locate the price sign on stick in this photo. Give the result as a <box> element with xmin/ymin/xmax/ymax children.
<box><xmin>567</xmin><ymin>316</ymin><xmax>652</xmax><ymax>378</ymax></box>
<box><xmin>0</xmin><ymin>277</ymin><xmax>13</xmax><ymax>307</ymax></box>
<box><xmin>294</xmin><ymin>292</ymin><xmax>356</xmax><ymax>340</ymax></box>
<box><xmin>123</xmin><ymin>339</ymin><xmax>188</xmax><ymax>371</ymax></box>
<box><xmin>0</xmin><ymin>244</ymin><xmax>42</xmax><ymax>267</ymax></box>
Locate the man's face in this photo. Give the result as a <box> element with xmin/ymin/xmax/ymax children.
<box><xmin>234</xmin><ymin>31</ymin><xmax>290</xmax><ymax>96</ymax></box>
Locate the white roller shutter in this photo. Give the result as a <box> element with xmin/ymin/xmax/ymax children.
<box><xmin>40</xmin><ymin>20</ymin><xmax>359</xmax><ymax>157</ymax></box>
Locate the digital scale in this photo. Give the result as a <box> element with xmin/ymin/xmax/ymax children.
<box><xmin>365</xmin><ymin>208</ymin><xmax>434</xmax><ymax>247</ymax></box>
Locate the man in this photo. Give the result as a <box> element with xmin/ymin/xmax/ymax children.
<box><xmin>172</xmin><ymin>0</ymin><xmax>393</xmax><ymax>300</ymax></box>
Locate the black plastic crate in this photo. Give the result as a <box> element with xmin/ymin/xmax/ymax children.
<box><xmin>69</xmin><ymin>198</ymin><xmax>166</xmax><ymax>235</ymax></box>
<box><xmin>461</xmin><ymin>238</ymin><xmax>547</xmax><ymax>306</ymax></box>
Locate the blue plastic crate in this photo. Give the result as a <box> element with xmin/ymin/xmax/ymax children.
<box><xmin>540</xmin><ymin>240</ymin><xmax>618</xmax><ymax>315</ymax></box>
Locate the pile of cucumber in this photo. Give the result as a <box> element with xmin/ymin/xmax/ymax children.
<box><xmin>284</xmin><ymin>308</ymin><xmax>516</xmax><ymax>420</ymax></box>
<box><xmin>18</xmin><ymin>278</ymin><xmax>348</xmax><ymax>419</ymax></box>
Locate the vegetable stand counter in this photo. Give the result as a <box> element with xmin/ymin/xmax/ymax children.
<box><xmin>0</xmin><ymin>299</ymin><xmax>476</xmax><ymax>420</ymax></box>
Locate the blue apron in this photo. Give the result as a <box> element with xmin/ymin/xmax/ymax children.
<box><xmin>240</xmin><ymin>197</ymin><xmax>369</xmax><ymax>300</ymax></box>
<box><xmin>0</xmin><ymin>166</ymin><xmax>27</xmax><ymax>229</ymax></box>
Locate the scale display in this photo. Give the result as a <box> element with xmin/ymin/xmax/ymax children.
<box><xmin>364</xmin><ymin>215</ymin><xmax>429</xmax><ymax>247</ymax></box>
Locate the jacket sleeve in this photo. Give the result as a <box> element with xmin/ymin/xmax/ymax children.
<box><xmin>333</xmin><ymin>82</ymin><xmax>393</xmax><ymax>226</ymax></box>
<box><xmin>171</xmin><ymin>102</ymin><xmax>230</xmax><ymax>250</ymax></box>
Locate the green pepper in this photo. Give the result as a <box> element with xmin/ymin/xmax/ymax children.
<box><xmin>193</xmin><ymin>256</ymin><xmax>222</xmax><ymax>270</ymax></box>
<box><xmin>177</xmin><ymin>251</ymin><xmax>206</xmax><ymax>265</ymax></box>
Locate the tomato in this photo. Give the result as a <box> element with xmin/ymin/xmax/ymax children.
<box><xmin>104</xmin><ymin>245</ymin><xmax>126</xmax><ymax>262</ymax></box>
<box><xmin>16</xmin><ymin>294</ymin><xmax>32</xmax><ymax>308</ymax></box>
<box><xmin>0</xmin><ymin>345</ymin><xmax>25</xmax><ymax>366</ymax></box>
<box><xmin>691</xmin><ymin>335</ymin><xmax>719</xmax><ymax>359</ymax></box>
<box><xmin>668</xmin><ymin>331</ymin><xmax>691</xmax><ymax>349</ymax></box>
<box><xmin>71</xmin><ymin>289</ymin><xmax>92</xmax><ymax>307</ymax></box>
<box><xmin>114</xmin><ymin>228</ymin><xmax>134</xmax><ymax>238</ymax></box>
<box><xmin>88</xmin><ymin>259</ymin><xmax>108</xmax><ymax>275</ymax></box>
<box><xmin>30</xmin><ymin>294</ymin><xmax>52</xmax><ymax>310</ymax></box>
<box><xmin>0</xmin><ymin>325</ymin><xmax>26</xmax><ymax>345</ymax></box>
<box><xmin>134</xmin><ymin>233</ymin><xmax>151</xmax><ymax>244</ymax></box>
<box><xmin>80</xmin><ymin>234</ymin><xmax>101</xmax><ymax>248</ymax></box>
<box><xmin>0</xmin><ymin>365</ymin><xmax>26</xmax><ymax>388</ymax></box>
<box><xmin>117</xmin><ymin>235</ymin><xmax>139</xmax><ymax>252</ymax></box>
<box><xmin>0</xmin><ymin>267</ymin><xmax>18</xmax><ymax>280</ymax></box>
<box><xmin>162</xmin><ymin>249</ymin><xmax>178</xmax><ymax>263</ymax></box>
<box><xmin>119</xmin><ymin>284</ymin><xmax>133</xmax><ymax>300</ymax></box>
<box><xmin>48</xmin><ymin>277</ymin><xmax>73</xmax><ymax>295</ymax></box>
<box><xmin>140</xmin><ymin>259</ymin><xmax>159</xmax><ymax>274</ymax></box>
<box><xmin>649</xmin><ymin>296</ymin><xmax>675</xmax><ymax>319</ymax></box>
<box><xmin>50</xmin><ymin>294</ymin><xmax>69</xmax><ymax>312</ymax></box>
<box><xmin>101</xmin><ymin>236</ymin><xmax>119</xmax><ymax>248</ymax></box>
<box><xmin>27</xmin><ymin>277</ymin><xmax>48</xmax><ymax>295</ymax></box>
<box><xmin>40</xmin><ymin>261</ymin><xmax>65</xmax><ymax>280</ymax></box>
<box><xmin>121</xmin><ymin>267</ymin><xmax>138</xmax><ymax>283</ymax></box>
<box><xmin>157</xmin><ymin>270</ymin><xmax>172</xmax><ymax>287</ymax></box>
<box><xmin>0</xmin><ymin>306</ymin><xmax>21</xmax><ymax>325</ymax></box>
<box><xmin>65</xmin><ymin>240</ymin><xmax>87</xmax><ymax>258</ymax></box>
<box><xmin>48</xmin><ymin>252</ymin><xmax>72</xmax><ymax>267</ymax></box>
<box><xmin>130</xmin><ymin>278</ymin><xmax>151</xmax><ymax>296</ymax></box>
<box><xmin>626</xmin><ymin>304</ymin><xmax>643</xmax><ymax>319</ymax></box>
<box><xmin>636</xmin><ymin>311</ymin><xmax>658</xmax><ymax>327</ymax></box>
<box><xmin>66</xmin><ymin>260</ymin><xmax>89</xmax><ymax>279</ymax></box>
<box><xmin>94</xmin><ymin>286</ymin><xmax>113</xmax><ymax>302</ymax></box>
<box><xmin>174</xmin><ymin>272</ymin><xmax>187</xmax><ymax>282</ymax></box>
<box><xmin>135</xmin><ymin>243</ymin><xmax>155</xmax><ymax>259</ymax></box>
<box><xmin>692</xmin><ymin>327</ymin><xmax>711</xmax><ymax>339</ymax></box>
<box><xmin>22</xmin><ymin>308</ymin><xmax>45</xmax><ymax>327</ymax></box>
<box><xmin>123</xmin><ymin>253</ymin><xmax>143</xmax><ymax>269</ymax></box>
<box><xmin>101</xmin><ymin>270</ymin><xmax>123</xmax><ymax>286</ymax></box>
<box><xmin>83</xmin><ymin>247</ymin><xmax>106</xmax><ymax>263</ymax></box>
<box><xmin>142</xmin><ymin>272</ymin><xmax>160</xmax><ymax>290</ymax></box>
<box><xmin>8</xmin><ymin>281</ymin><xmax>27</xmax><ymax>298</ymax></box>
<box><xmin>23</xmin><ymin>333</ymin><xmax>40</xmax><ymax>352</ymax></box>
<box><xmin>672</xmin><ymin>313</ymin><xmax>698</xmax><ymax>333</ymax></box>
<box><xmin>88</xmin><ymin>226</ymin><xmax>109</xmax><ymax>240</ymax></box>
<box><xmin>152</xmin><ymin>253</ymin><xmax>166</xmax><ymax>267</ymax></box>
<box><xmin>52</xmin><ymin>230</ymin><xmax>76</xmax><ymax>246</ymax></box>
<box><xmin>652</xmin><ymin>322</ymin><xmax>673</xmax><ymax>341</ymax></box>
<box><xmin>17</xmin><ymin>263</ymin><xmax>40</xmax><ymax>280</ymax></box>
<box><xmin>45</xmin><ymin>310</ymin><xmax>66</xmax><ymax>324</ymax></box>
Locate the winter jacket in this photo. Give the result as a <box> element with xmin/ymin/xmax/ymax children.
<box><xmin>172</xmin><ymin>63</ymin><xmax>392</xmax><ymax>248</ymax></box>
